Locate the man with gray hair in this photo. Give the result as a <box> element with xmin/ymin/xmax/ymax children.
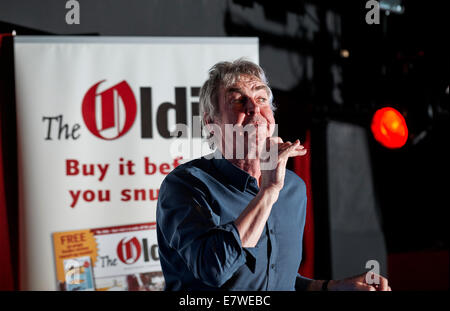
<box><xmin>156</xmin><ymin>58</ymin><xmax>390</xmax><ymax>291</ymax></box>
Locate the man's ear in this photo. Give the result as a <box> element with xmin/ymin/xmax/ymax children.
<box><xmin>203</xmin><ymin>112</ymin><xmax>215</xmax><ymax>135</ymax></box>
<box><xmin>203</xmin><ymin>112</ymin><xmax>211</xmax><ymax>126</ymax></box>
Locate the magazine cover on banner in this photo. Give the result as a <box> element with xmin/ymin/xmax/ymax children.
<box><xmin>14</xmin><ymin>36</ymin><xmax>259</xmax><ymax>290</ymax></box>
<box><xmin>53</xmin><ymin>222</ymin><xmax>163</xmax><ymax>291</ymax></box>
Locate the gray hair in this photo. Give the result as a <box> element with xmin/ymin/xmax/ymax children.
<box><xmin>199</xmin><ymin>58</ymin><xmax>275</xmax><ymax>127</ymax></box>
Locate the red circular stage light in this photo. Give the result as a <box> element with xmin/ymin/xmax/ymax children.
<box><xmin>371</xmin><ymin>107</ymin><xmax>408</xmax><ymax>149</ymax></box>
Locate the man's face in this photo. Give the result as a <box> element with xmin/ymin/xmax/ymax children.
<box><xmin>213</xmin><ymin>74</ymin><xmax>275</xmax><ymax>158</ymax></box>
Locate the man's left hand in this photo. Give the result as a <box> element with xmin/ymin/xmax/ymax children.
<box><xmin>328</xmin><ymin>272</ymin><xmax>392</xmax><ymax>291</ymax></box>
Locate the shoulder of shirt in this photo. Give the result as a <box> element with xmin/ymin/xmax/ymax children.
<box><xmin>165</xmin><ymin>157</ymin><xmax>214</xmax><ymax>181</ymax></box>
<box><xmin>285</xmin><ymin>169</ymin><xmax>306</xmax><ymax>190</ymax></box>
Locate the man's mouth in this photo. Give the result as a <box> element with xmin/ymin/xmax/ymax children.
<box><xmin>243</xmin><ymin>117</ymin><xmax>267</xmax><ymax>127</ymax></box>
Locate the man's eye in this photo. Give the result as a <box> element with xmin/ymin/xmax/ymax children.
<box><xmin>258</xmin><ymin>97</ymin><xmax>267</xmax><ymax>103</ymax></box>
<box><xmin>232</xmin><ymin>98</ymin><xmax>244</xmax><ymax>104</ymax></box>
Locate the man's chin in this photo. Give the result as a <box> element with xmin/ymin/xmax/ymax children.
<box><xmin>242</xmin><ymin>141</ymin><xmax>270</xmax><ymax>159</ymax></box>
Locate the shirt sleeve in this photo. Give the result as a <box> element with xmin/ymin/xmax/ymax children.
<box><xmin>156</xmin><ymin>170</ymin><xmax>257</xmax><ymax>288</ymax></box>
<box><xmin>295</xmin><ymin>273</ymin><xmax>313</xmax><ymax>291</ymax></box>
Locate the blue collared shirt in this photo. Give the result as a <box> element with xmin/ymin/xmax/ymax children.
<box><xmin>156</xmin><ymin>153</ymin><xmax>309</xmax><ymax>290</ymax></box>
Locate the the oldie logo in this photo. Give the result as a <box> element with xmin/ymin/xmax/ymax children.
<box><xmin>116</xmin><ymin>236</ymin><xmax>160</xmax><ymax>265</ymax></box>
<box><xmin>117</xmin><ymin>237</ymin><xmax>141</xmax><ymax>264</ymax></box>
<box><xmin>43</xmin><ymin>79</ymin><xmax>201</xmax><ymax>141</ymax></box>
<box><xmin>82</xmin><ymin>80</ymin><xmax>137</xmax><ymax>140</ymax></box>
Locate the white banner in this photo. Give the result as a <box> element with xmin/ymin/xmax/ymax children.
<box><xmin>14</xmin><ymin>36</ymin><xmax>258</xmax><ymax>290</ymax></box>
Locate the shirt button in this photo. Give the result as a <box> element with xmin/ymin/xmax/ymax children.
<box><xmin>271</xmin><ymin>264</ymin><xmax>275</xmax><ymax>269</ymax></box>
<box><xmin>270</xmin><ymin>229</ymin><xmax>274</xmax><ymax>234</ymax></box>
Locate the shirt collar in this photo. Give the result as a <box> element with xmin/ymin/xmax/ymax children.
<box><xmin>209</xmin><ymin>149</ymin><xmax>256</xmax><ymax>192</ymax></box>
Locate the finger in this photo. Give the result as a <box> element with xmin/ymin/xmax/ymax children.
<box><xmin>290</xmin><ymin>149</ymin><xmax>307</xmax><ymax>157</ymax></box>
<box><xmin>366</xmin><ymin>273</ymin><xmax>389</xmax><ymax>291</ymax></box>
<box><xmin>274</xmin><ymin>138</ymin><xmax>301</xmax><ymax>151</ymax></box>
<box><xmin>291</xmin><ymin>140</ymin><xmax>304</xmax><ymax>150</ymax></box>
<box><xmin>355</xmin><ymin>272</ymin><xmax>368</xmax><ymax>282</ymax></box>
<box><xmin>277</xmin><ymin>138</ymin><xmax>299</xmax><ymax>147</ymax></box>
<box><xmin>279</xmin><ymin>142</ymin><xmax>297</xmax><ymax>157</ymax></box>
<box><xmin>269</xmin><ymin>137</ymin><xmax>283</xmax><ymax>144</ymax></box>
<box><xmin>279</xmin><ymin>144</ymin><xmax>307</xmax><ymax>160</ymax></box>
<box><xmin>378</xmin><ymin>275</ymin><xmax>389</xmax><ymax>291</ymax></box>
<box><xmin>388</xmin><ymin>286</ymin><xmax>392</xmax><ymax>291</ymax></box>
<box><xmin>276</xmin><ymin>140</ymin><xmax>304</xmax><ymax>160</ymax></box>
<box><xmin>278</xmin><ymin>142</ymin><xmax>294</xmax><ymax>152</ymax></box>
<box><xmin>355</xmin><ymin>283</ymin><xmax>376</xmax><ymax>291</ymax></box>
<box><xmin>363</xmin><ymin>271</ymin><xmax>375</xmax><ymax>284</ymax></box>
<box><xmin>288</xmin><ymin>147</ymin><xmax>307</xmax><ymax>157</ymax></box>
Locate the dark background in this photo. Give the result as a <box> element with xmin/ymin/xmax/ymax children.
<box><xmin>1</xmin><ymin>0</ymin><xmax>448</xmax><ymax>290</ymax></box>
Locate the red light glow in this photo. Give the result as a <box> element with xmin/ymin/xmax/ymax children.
<box><xmin>371</xmin><ymin>107</ymin><xmax>408</xmax><ymax>149</ymax></box>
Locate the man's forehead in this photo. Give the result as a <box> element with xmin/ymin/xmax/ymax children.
<box><xmin>224</xmin><ymin>76</ymin><xmax>268</xmax><ymax>93</ymax></box>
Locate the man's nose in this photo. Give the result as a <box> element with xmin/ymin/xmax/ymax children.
<box><xmin>245</xmin><ymin>98</ymin><xmax>260</xmax><ymax>115</ymax></box>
